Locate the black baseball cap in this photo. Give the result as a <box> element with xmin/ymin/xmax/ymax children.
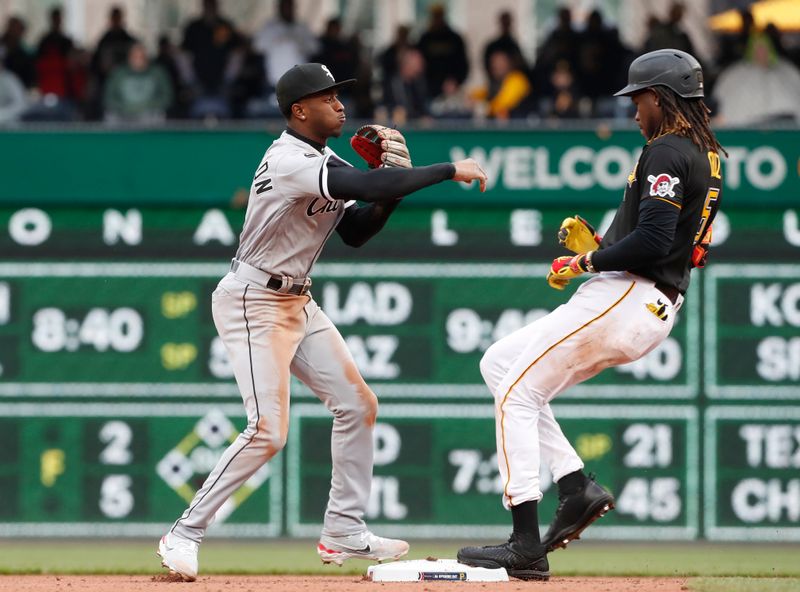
<box><xmin>276</xmin><ymin>63</ymin><xmax>356</xmax><ymax>115</ymax></box>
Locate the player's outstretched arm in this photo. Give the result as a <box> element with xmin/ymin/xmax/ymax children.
<box><xmin>326</xmin><ymin>158</ymin><xmax>487</xmax><ymax>203</ymax></box>
<box><xmin>452</xmin><ymin>159</ymin><xmax>488</xmax><ymax>192</ymax></box>
<box><xmin>334</xmin><ymin>158</ymin><xmax>488</xmax><ymax>247</ymax></box>
<box><xmin>349</xmin><ymin>124</ymin><xmax>486</xmax><ymax>190</ymax></box>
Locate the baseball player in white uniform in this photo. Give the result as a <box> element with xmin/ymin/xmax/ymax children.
<box><xmin>157</xmin><ymin>63</ymin><xmax>487</xmax><ymax>581</ymax></box>
<box><xmin>458</xmin><ymin>49</ymin><xmax>723</xmax><ymax>581</ymax></box>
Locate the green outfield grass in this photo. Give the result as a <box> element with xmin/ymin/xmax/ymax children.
<box><xmin>0</xmin><ymin>540</ymin><xmax>798</xmax><ymax>591</ymax></box>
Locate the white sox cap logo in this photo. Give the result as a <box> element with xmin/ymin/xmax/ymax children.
<box><xmin>647</xmin><ymin>173</ymin><xmax>680</xmax><ymax>198</ymax></box>
<box><xmin>321</xmin><ymin>65</ymin><xmax>335</xmax><ymax>82</ymax></box>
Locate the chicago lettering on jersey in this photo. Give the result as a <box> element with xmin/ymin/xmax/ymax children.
<box><xmin>306</xmin><ymin>197</ymin><xmax>340</xmax><ymax>217</ymax></box>
<box><xmin>253</xmin><ymin>161</ymin><xmax>273</xmax><ymax>194</ymax></box>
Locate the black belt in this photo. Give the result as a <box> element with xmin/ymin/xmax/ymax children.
<box><xmin>230</xmin><ymin>259</ymin><xmax>311</xmax><ymax>295</ymax></box>
<box><xmin>266</xmin><ymin>276</ymin><xmax>310</xmax><ymax>295</ymax></box>
<box><xmin>655</xmin><ymin>282</ymin><xmax>680</xmax><ymax>305</ymax></box>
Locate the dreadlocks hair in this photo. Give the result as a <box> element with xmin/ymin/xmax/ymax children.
<box><xmin>651</xmin><ymin>86</ymin><xmax>727</xmax><ymax>157</ymax></box>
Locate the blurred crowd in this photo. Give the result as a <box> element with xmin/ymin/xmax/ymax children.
<box><xmin>1</xmin><ymin>0</ymin><xmax>800</xmax><ymax>126</ymax></box>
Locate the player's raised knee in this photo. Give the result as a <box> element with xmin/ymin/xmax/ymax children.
<box><xmin>479</xmin><ymin>343</ymin><xmax>502</xmax><ymax>386</ymax></box>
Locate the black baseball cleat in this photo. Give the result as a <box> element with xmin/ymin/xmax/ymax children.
<box><xmin>457</xmin><ymin>533</ymin><xmax>550</xmax><ymax>581</ymax></box>
<box><xmin>542</xmin><ymin>475</ymin><xmax>615</xmax><ymax>552</ymax></box>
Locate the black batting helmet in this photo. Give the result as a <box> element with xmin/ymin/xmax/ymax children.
<box><xmin>615</xmin><ymin>49</ymin><xmax>704</xmax><ymax>99</ymax></box>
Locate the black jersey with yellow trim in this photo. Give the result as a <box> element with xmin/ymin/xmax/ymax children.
<box><xmin>600</xmin><ymin>134</ymin><xmax>723</xmax><ymax>294</ymax></box>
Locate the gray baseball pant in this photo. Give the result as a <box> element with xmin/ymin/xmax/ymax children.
<box><xmin>171</xmin><ymin>272</ymin><xmax>377</xmax><ymax>542</ymax></box>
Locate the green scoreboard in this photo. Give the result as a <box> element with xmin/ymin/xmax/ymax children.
<box><xmin>1</xmin><ymin>201</ymin><xmax>799</xmax><ymax>541</ymax></box>
<box><xmin>0</xmin><ymin>260</ymin><xmax>698</xmax><ymax>397</ymax></box>
<box><xmin>0</xmin><ymin>403</ymin><xmax>281</xmax><ymax>536</ymax></box>
<box><xmin>288</xmin><ymin>404</ymin><xmax>699</xmax><ymax>540</ymax></box>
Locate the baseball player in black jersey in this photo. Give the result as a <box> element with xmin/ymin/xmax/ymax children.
<box><xmin>457</xmin><ymin>49</ymin><xmax>724</xmax><ymax>581</ymax></box>
<box><xmin>157</xmin><ymin>63</ymin><xmax>487</xmax><ymax>581</ymax></box>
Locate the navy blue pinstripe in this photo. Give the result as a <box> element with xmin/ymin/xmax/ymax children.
<box><xmin>171</xmin><ymin>285</ymin><xmax>260</xmax><ymax>533</ymax></box>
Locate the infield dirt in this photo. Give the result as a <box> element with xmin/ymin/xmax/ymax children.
<box><xmin>0</xmin><ymin>575</ymin><xmax>689</xmax><ymax>592</ymax></box>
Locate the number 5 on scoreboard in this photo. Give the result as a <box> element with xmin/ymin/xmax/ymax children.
<box><xmin>0</xmin><ymin>282</ymin><xmax>9</xmax><ymax>325</ymax></box>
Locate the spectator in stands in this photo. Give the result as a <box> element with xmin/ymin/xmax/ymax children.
<box><xmin>24</xmin><ymin>6</ymin><xmax>84</xmax><ymax>120</ymax></box>
<box><xmin>35</xmin><ymin>6</ymin><xmax>74</xmax><ymax>97</ymax></box>
<box><xmin>382</xmin><ymin>47</ymin><xmax>430</xmax><ymax>124</ymax></box>
<box><xmin>349</xmin><ymin>32</ymin><xmax>376</xmax><ymax>119</ymax></box>
<box><xmin>378</xmin><ymin>24</ymin><xmax>414</xmax><ymax>111</ymax></box>
<box><xmin>713</xmin><ymin>31</ymin><xmax>800</xmax><ymax>126</ymax></box>
<box><xmin>103</xmin><ymin>42</ymin><xmax>172</xmax><ymax>123</ymax></box>
<box><xmin>644</xmin><ymin>2</ymin><xmax>695</xmax><ymax>56</ymax></box>
<box><xmin>483</xmin><ymin>11</ymin><xmax>525</xmax><ymax>82</ymax></box>
<box><xmin>88</xmin><ymin>5</ymin><xmax>137</xmax><ymax>119</ymax></box>
<box><xmin>717</xmin><ymin>8</ymin><xmax>754</xmax><ymax>68</ymax></box>
<box><xmin>155</xmin><ymin>34</ymin><xmax>192</xmax><ymax>118</ymax></box>
<box><xmin>0</xmin><ymin>60</ymin><xmax>27</xmax><ymax>123</ymax></box>
<box><xmin>311</xmin><ymin>18</ymin><xmax>359</xmax><ymax>109</ymax></box>
<box><xmin>430</xmin><ymin>76</ymin><xmax>473</xmax><ymax>119</ymax></box>
<box><xmin>254</xmin><ymin>0</ymin><xmax>318</xmax><ymax>89</ymax></box>
<box><xmin>575</xmin><ymin>10</ymin><xmax>629</xmax><ymax>111</ymax></box>
<box><xmin>227</xmin><ymin>36</ymin><xmax>268</xmax><ymax>119</ymax></box>
<box><xmin>417</xmin><ymin>4</ymin><xmax>469</xmax><ymax>100</ymax></box>
<box><xmin>534</xmin><ymin>7</ymin><xmax>577</xmax><ymax>89</ymax></box>
<box><xmin>540</xmin><ymin>59</ymin><xmax>580</xmax><ymax>119</ymax></box>
<box><xmin>182</xmin><ymin>0</ymin><xmax>239</xmax><ymax>117</ymax></box>
<box><xmin>91</xmin><ymin>6</ymin><xmax>136</xmax><ymax>87</ymax></box>
<box><xmin>67</xmin><ymin>46</ymin><xmax>90</xmax><ymax>115</ymax></box>
<box><xmin>473</xmin><ymin>48</ymin><xmax>532</xmax><ymax>120</ymax></box>
<box><xmin>764</xmin><ymin>23</ymin><xmax>792</xmax><ymax>62</ymax></box>
<box><xmin>1</xmin><ymin>15</ymin><xmax>36</xmax><ymax>88</ymax></box>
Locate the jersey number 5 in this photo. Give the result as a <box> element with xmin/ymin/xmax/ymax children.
<box><xmin>694</xmin><ymin>186</ymin><xmax>720</xmax><ymax>245</ymax></box>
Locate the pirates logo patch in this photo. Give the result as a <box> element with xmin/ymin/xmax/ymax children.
<box><xmin>647</xmin><ymin>173</ymin><xmax>680</xmax><ymax>198</ymax></box>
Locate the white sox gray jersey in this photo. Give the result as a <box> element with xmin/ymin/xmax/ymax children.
<box><xmin>158</xmin><ymin>62</ymin><xmax>487</xmax><ymax>581</ymax></box>
<box><xmin>170</xmin><ymin>131</ymin><xmax>377</xmax><ymax>543</ymax></box>
<box><xmin>235</xmin><ymin>131</ymin><xmax>354</xmax><ymax>279</ymax></box>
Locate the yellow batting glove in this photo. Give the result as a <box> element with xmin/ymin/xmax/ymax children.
<box><xmin>558</xmin><ymin>215</ymin><xmax>602</xmax><ymax>254</ymax></box>
<box><xmin>546</xmin><ymin>253</ymin><xmax>593</xmax><ymax>290</ymax></box>
<box><xmin>546</xmin><ymin>273</ymin><xmax>571</xmax><ymax>290</ymax></box>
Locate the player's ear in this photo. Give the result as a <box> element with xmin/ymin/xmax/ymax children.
<box><xmin>291</xmin><ymin>103</ymin><xmax>306</xmax><ymax>121</ymax></box>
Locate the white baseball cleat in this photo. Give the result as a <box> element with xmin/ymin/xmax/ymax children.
<box><xmin>157</xmin><ymin>532</ymin><xmax>199</xmax><ymax>582</ymax></box>
<box><xmin>317</xmin><ymin>530</ymin><xmax>409</xmax><ymax>566</ymax></box>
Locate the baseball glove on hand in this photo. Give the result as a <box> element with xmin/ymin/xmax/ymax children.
<box><xmin>546</xmin><ymin>253</ymin><xmax>591</xmax><ymax>290</ymax></box>
<box><xmin>351</xmin><ymin>125</ymin><xmax>412</xmax><ymax>169</ymax></box>
<box><xmin>558</xmin><ymin>215</ymin><xmax>602</xmax><ymax>254</ymax></box>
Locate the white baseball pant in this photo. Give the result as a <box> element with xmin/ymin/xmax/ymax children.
<box><xmin>480</xmin><ymin>271</ymin><xmax>680</xmax><ymax>509</ymax></box>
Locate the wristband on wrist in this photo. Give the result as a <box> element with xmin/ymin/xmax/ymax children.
<box><xmin>585</xmin><ymin>250</ymin><xmax>597</xmax><ymax>273</ymax></box>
